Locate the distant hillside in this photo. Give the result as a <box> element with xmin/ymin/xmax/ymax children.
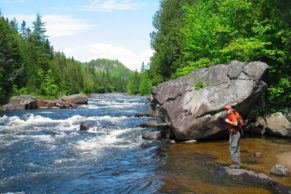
<box><xmin>83</xmin><ymin>59</ymin><xmax>133</xmax><ymax>93</ymax></box>
<box><xmin>87</xmin><ymin>58</ymin><xmax>131</xmax><ymax>74</ymax></box>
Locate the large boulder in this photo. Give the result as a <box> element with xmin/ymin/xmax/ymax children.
<box><xmin>3</xmin><ymin>95</ymin><xmax>37</xmax><ymax>110</ymax></box>
<box><xmin>37</xmin><ymin>99</ymin><xmax>58</xmax><ymax>109</ymax></box>
<box><xmin>265</xmin><ymin>112</ymin><xmax>291</xmax><ymax>137</ymax></box>
<box><xmin>150</xmin><ymin>61</ymin><xmax>268</xmax><ymax>140</ymax></box>
<box><xmin>61</xmin><ymin>94</ymin><xmax>88</xmax><ymax>105</ymax></box>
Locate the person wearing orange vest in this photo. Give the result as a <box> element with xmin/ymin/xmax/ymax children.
<box><xmin>224</xmin><ymin>104</ymin><xmax>240</xmax><ymax>169</ymax></box>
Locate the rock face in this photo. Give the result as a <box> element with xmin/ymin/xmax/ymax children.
<box><xmin>246</xmin><ymin>113</ymin><xmax>291</xmax><ymax>138</ymax></box>
<box><xmin>62</xmin><ymin>94</ymin><xmax>88</xmax><ymax>105</ymax></box>
<box><xmin>265</xmin><ymin>112</ymin><xmax>291</xmax><ymax>137</ymax></box>
<box><xmin>2</xmin><ymin>95</ymin><xmax>37</xmax><ymax>110</ymax></box>
<box><xmin>150</xmin><ymin>61</ymin><xmax>268</xmax><ymax>140</ymax></box>
<box><xmin>37</xmin><ymin>99</ymin><xmax>58</xmax><ymax>109</ymax></box>
<box><xmin>142</xmin><ymin>130</ymin><xmax>170</xmax><ymax>140</ymax></box>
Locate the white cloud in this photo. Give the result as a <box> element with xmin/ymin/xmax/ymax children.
<box><xmin>6</xmin><ymin>14</ymin><xmax>92</xmax><ymax>38</ymax></box>
<box><xmin>43</xmin><ymin>15</ymin><xmax>92</xmax><ymax>37</ymax></box>
<box><xmin>6</xmin><ymin>14</ymin><xmax>35</xmax><ymax>23</ymax></box>
<box><xmin>82</xmin><ymin>0</ymin><xmax>144</xmax><ymax>12</ymax></box>
<box><xmin>58</xmin><ymin>43</ymin><xmax>153</xmax><ymax>71</ymax></box>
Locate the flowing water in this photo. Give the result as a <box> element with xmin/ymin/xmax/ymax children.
<box><xmin>0</xmin><ymin>94</ymin><xmax>290</xmax><ymax>193</ymax></box>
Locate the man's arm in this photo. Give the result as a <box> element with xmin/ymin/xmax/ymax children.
<box><xmin>225</xmin><ymin>118</ymin><xmax>238</xmax><ymax>126</ymax></box>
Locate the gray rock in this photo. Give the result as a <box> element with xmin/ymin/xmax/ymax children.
<box><xmin>138</xmin><ymin>120</ymin><xmax>168</xmax><ymax>128</ymax></box>
<box><xmin>225</xmin><ymin>167</ymin><xmax>272</xmax><ymax>182</ymax></box>
<box><xmin>80</xmin><ymin>122</ymin><xmax>90</xmax><ymax>131</ymax></box>
<box><xmin>142</xmin><ymin>131</ymin><xmax>161</xmax><ymax>139</ymax></box>
<box><xmin>216</xmin><ymin>164</ymin><xmax>291</xmax><ymax>193</ymax></box>
<box><xmin>271</xmin><ymin>164</ymin><xmax>289</xmax><ymax>177</ymax></box>
<box><xmin>62</xmin><ymin>94</ymin><xmax>88</xmax><ymax>105</ymax></box>
<box><xmin>3</xmin><ymin>95</ymin><xmax>37</xmax><ymax>110</ymax></box>
<box><xmin>150</xmin><ymin>61</ymin><xmax>268</xmax><ymax>140</ymax></box>
<box><xmin>37</xmin><ymin>99</ymin><xmax>58</xmax><ymax>109</ymax></box>
<box><xmin>265</xmin><ymin>112</ymin><xmax>291</xmax><ymax>137</ymax></box>
<box><xmin>142</xmin><ymin>130</ymin><xmax>170</xmax><ymax>140</ymax></box>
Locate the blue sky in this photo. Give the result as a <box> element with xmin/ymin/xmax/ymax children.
<box><xmin>0</xmin><ymin>0</ymin><xmax>160</xmax><ymax>71</ymax></box>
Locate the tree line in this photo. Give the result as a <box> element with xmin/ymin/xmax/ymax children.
<box><xmin>148</xmin><ymin>0</ymin><xmax>290</xmax><ymax>111</ymax></box>
<box><xmin>0</xmin><ymin>13</ymin><xmax>152</xmax><ymax>104</ymax></box>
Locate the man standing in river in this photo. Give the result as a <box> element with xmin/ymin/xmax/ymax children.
<box><xmin>224</xmin><ymin>104</ymin><xmax>240</xmax><ymax>169</ymax></box>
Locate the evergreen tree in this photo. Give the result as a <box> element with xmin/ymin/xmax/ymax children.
<box><xmin>0</xmin><ymin>16</ymin><xmax>23</xmax><ymax>103</ymax></box>
<box><xmin>127</xmin><ymin>71</ymin><xmax>140</xmax><ymax>94</ymax></box>
<box><xmin>140</xmin><ymin>62</ymin><xmax>145</xmax><ymax>72</ymax></box>
<box><xmin>139</xmin><ymin>71</ymin><xmax>152</xmax><ymax>95</ymax></box>
<box><xmin>32</xmin><ymin>13</ymin><xmax>47</xmax><ymax>41</ymax></box>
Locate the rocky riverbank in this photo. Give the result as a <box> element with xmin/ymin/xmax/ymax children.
<box><xmin>1</xmin><ymin>94</ymin><xmax>88</xmax><ymax>111</ymax></box>
<box><xmin>147</xmin><ymin>60</ymin><xmax>291</xmax><ymax>141</ymax></box>
<box><xmin>139</xmin><ymin>60</ymin><xmax>291</xmax><ymax>192</ymax></box>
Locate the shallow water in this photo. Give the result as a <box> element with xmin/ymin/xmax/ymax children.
<box><xmin>0</xmin><ymin>93</ymin><xmax>290</xmax><ymax>193</ymax></box>
<box><xmin>158</xmin><ymin>137</ymin><xmax>291</xmax><ymax>193</ymax></box>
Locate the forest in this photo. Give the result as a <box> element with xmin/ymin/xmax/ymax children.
<box><xmin>0</xmin><ymin>13</ymin><xmax>150</xmax><ymax>104</ymax></box>
<box><xmin>148</xmin><ymin>0</ymin><xmax>290</xmax><ymax>112</ymax></box>
<box><xmin>1</xmin><ymin>0</ymin><xmax>290</xmax><ymax>112</ymax></box>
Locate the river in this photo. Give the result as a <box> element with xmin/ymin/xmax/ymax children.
<box><xmin>0</xmin><ymin>94</ymin><xmax>290</xmax><ymax>193</ymax></box>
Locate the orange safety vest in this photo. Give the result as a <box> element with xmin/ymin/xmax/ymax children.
<box><xmin>227</xmin><ymin>111</ymin><xmax>239</xmax><ymax>135</ymax></box>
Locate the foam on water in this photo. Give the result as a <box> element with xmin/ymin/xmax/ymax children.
<box><xmin>93</xmin><ymin>100</ymin><xmax>144</xmax><ymax>107</ymax></box>
<box><xmin>0</xmin><ymin>94</ymin><xmax>155</xmax><ymax>193</ymax></box>
<box><xmin>71</xmin><ymin>127</ymin><xmax>141</xmax><ymax>156</ymax></box>
<box><xmin>16</xmin><ymin>134</ymin><xmax>55</xmax><ymax>143</ymax></box>
<box><xmin>0</xmin><ymin>114</ymin><xmax>129</xmax><ymax>132</ymax></box>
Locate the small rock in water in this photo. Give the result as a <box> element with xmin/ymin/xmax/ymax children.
<box><xmin>181</xmin><ymin>140</ymin><xmax>197</xmax><ymax>144</ymax></box>
<box><xmin>249</xmin><ymin>152</ymin><xmax>263</xmax><ymax>158</ymax></box>
<box><xmin>142</xmin><ymin>131</ymin><xmax>161</xmax><ymax>140</ymax></box>
<box><xmin>80</xmin><ymin>122</ymin><xmax>90</xmax><ymax>131</ymax></box>
<box><xmin>271</xmin><ymin>164</ymin><xmax>289</xmax><ymax>176</ymax></box>
<box><xmin>140</xmin><ymin>141</ymin><xmax>151</xmax><ymax>148</ymax></box>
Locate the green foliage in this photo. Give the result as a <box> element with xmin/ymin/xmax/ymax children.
<box><xmin>0</xmin><ymin>13</ymin><xmax>135</xmax><ymax>103</ymax></box>
<box><xmin>127</xmin><ymin>71</ymin><xmax>140</xmax><ymax>95</ymax></box>
<box><xmin>40</xmin><ymin>69</ymin><xmax>59</xmax><ymax>97</ymax></box>
<box><xmin>149</xmin><ymin>0</ymin><xmax>192</xmax><ymax>85</ymax></box>
<box><xmin>194</xmin><ymin>80</ymin><xmax>209</xmax><ymax>90</ymax></box>
<box><xmin>149</xmin><ymin>0</ymin><xmax>291</xmax><ymax>111</ymax></box>
<box><xmin>0</xmin><ymin>15</ymin><xmax>23</xmax><ymax>102</ymax></box>
<box><xmin>139</xmin><ymin>71</ymin><xmax>152</xmax><ymax>95</ymax></box>
<box><xmin>267</xmin><ymin>76</ymin><xmax>291</xmax><ymax>110</ymax></box>
<box><xmin>83</xmin><ymin>59</ymin><xmax>132</xmax><ymax>93</ymax></box>
<box><xmin>174</xmin><ymin>58</ymin><xmax>211</xmax><ymax>78</ymax></box>
<box><xmin>32</xmin><ymin>14</ymin><xmax>47</xmax><ymax>41</ymax></box>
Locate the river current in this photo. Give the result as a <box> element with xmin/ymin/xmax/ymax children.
<box><xmin>0</xmin><ymin>94</ymin><xmax>164</xmax><ymax>193</ymax></box>
<box><xmin>1</xmin><ymin>94</ymin><xmax>290</xmax><ymax>194</ymax></box>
